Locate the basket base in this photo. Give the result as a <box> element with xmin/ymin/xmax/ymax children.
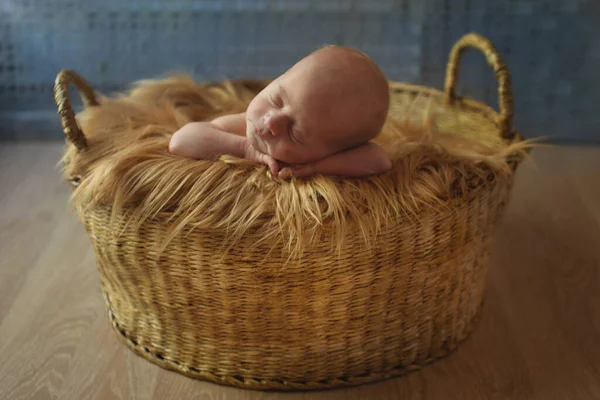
<box><xmin>103</xmin><ymin>291</ymin><xmax>484</xmax><ymax>391</ymax></box>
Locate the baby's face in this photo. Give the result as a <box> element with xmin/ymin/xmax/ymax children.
<box><xmin>245</xmin><ymin>56</ymin><xmax>355</xmax><ymax>164</ymax></box>
<box><xmin>246</xmin><ymin>47</ymin><xmax>389</xmax><ymax>165</ymax></box>
<box><xmin>245</xmin><ymin>47</ymin><xmax>389</xmax><ymax>165</ymax></box>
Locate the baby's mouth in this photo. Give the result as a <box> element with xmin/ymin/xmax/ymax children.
<box><xmin>257</xmin><ymin>127</ymin><xmax>271</xmax><ymax>138</ymax></box>
<box><xmin>247</xmin><ymin>119</ymin><xmax>273</xmax><ymax>155</ymax></box>
<box><xmin>249</xmin><ymin>128</ymin><xmax>269</xmax><ymax>154</ymax></box>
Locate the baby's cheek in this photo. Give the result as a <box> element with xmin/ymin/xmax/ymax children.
<box><xmin>273</xmin><ymin>147</ymin><xmax>292</xmax><ymax>162</ymax></box>
<box><xmin>271</xmin><ymin>144</ymin><xmax>296</xmax><ymax>163</ymax></box>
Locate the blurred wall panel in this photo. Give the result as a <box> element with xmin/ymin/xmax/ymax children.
<box><xmin>0</xmin><ymin>0</ymin><xmax>597</xmax><ymax>142</ymax></box>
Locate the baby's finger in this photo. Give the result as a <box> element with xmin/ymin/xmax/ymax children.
<box><xmin>266</xmin><ymin>157</ymin><xmax>279</xmax><ymax>176</ymax></box>
<box><xmin>278</xmin><ymin>167</ymin><xmax>293</xmax><ymax>180</ymax></box>
<box><xmin>289</xmin><ymin>165</ymin><xmax>310</xmax><ymax>177</ymax></box>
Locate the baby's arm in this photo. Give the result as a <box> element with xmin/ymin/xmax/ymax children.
<box><xmin>169</xmin><ymin>115</ymin><xmax>280</xmax><ymax>174</ymax></box>
<box><xmin>169</xmin><ymin>112</ymin><xmax>247</xmax><ymax>159</ymax></box>
<box><xmin>169</xmin><ymin>121</ymin><xmax>247</xmax><ymax>160</ymax></box>
<box><xmin>211</xmin><ymin>112</ymin><xmax>247</xmax><ymax>136</ymax></box>
<box><xmin>279</xmin><ymin>142</ymin><xmax>392</xmax><ymax>179</ymax></box>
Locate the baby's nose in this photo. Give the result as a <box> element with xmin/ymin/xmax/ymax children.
<box><xmin>263</xmin><ymin>111</ymin><xmax>287</xmax><ymax>136</ymax></box>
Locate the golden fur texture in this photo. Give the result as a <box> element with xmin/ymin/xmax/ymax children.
<box><xmin>61</xmin><ymin>75</ymin><xmax>532</xmax><ymax>260</ymax></box>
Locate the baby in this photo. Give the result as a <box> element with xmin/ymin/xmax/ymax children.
<box><xmin>169</xmin><ymin>45</ymin><xmax>392</xmax><ymax>179</ymax></box>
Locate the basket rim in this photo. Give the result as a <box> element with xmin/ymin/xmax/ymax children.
<box><xmin>387</xmin><ymin>80</ymin><xmax>525</xmax><ymax>145</ymax></box>
<box><xmin>62</xmin><ymin>76</ymin><xmax>527</xmax><ymax>230</ymax></box>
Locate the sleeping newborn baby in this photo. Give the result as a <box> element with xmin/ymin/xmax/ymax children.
<box><xmin>169</xmin><ymin>45</ymin><xmax>391</xmax><ymax>179</ymax></box>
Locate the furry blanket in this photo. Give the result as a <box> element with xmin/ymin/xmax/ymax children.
<box><xmin>61</xmin><ymin>75</ymin><xmax>531</xmax><ymax>259</ymax></box>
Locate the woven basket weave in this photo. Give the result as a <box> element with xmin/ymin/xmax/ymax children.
<box><xmin>54</xmin><ymin>33</ymin><xmax>524</xmax><ymax>391</ymax></box>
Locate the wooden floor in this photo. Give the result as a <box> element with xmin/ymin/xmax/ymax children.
<box><xmin>1</xmin><ymin>142</ymin><xmax>599</xmax><ymax>400</ymax></box>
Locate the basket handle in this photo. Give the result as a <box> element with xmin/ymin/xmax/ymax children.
<box><xmin>53</xmin><ymin>70</ymin><xmax>99</xmax><ymax>151</ymax></box>
<box><xmin>444</xmin><ymin>33</ymin><xmax>514</xmax><ymax>141</ymax></box>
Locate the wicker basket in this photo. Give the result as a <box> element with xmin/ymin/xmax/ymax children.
<box><xmin>54</xmin><ymin>33</ymin><xmax>525</xmax><ymax>391</ymax></box>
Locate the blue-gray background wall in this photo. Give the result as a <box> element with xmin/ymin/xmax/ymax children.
<box><xmin>0</xmin><ymin>0</ymin><xmax>598</xmax><ymax>143</ymax></box>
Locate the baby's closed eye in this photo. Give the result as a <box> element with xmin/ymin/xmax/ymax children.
<box><xmin>289</xmin><ymin>127</ymin><xmax>300</xmax><ymax>144</ymax></box>
<box><xmin>270</xmin><ymin>93</ymin><xmax>283</xmax><ymax>108</ymax></box>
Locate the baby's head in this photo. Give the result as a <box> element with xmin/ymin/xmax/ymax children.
<box><xmin>246</xmin><ymin>46</ymin><xmax>389</xmax><ymax>164</ymax></box>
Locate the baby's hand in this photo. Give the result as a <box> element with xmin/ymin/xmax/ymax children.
<box><xmin>278</xmin><ymin>163</ymin><xmax>317</xmax><ymax>180</ymax></box>
<box><xmin>244</xmin><ymin>142</ymin><xmax>280</xmax><ymax>176</ymax></box>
